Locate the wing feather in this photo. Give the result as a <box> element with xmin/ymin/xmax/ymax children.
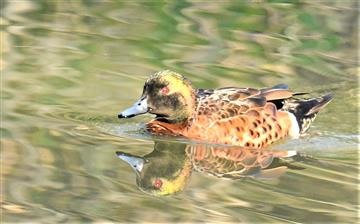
<box><xmin>196</xmin><ymin>84</ymin><xmax>295</xmax><ymax>121</ymax></box>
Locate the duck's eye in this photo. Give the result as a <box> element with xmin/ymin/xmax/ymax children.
<box><xmin>153</xmin><ymin>179</ymin><xmax>163</xmax><ymax>189</ymax></box>
<box><xmin>160</xmin><ymin>86</ymin><xmax>169</xmax><ymax>95</ymax></box>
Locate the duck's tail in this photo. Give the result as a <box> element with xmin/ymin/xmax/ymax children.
<box><xmin>282</xmin><ymin>93</ymin><xmax>333</xmax><ymax>135</ymax></box>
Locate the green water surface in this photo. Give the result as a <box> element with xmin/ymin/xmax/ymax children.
<box><xmin>1</xmin><ymin>1</ymin><xmax>358</xmax><ymax>223</ymax></box>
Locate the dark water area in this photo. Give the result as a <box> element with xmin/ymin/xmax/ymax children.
<box><xmin>1</xmin><ymin>1</ymin><xmax>358</xmax><ymax>223</ymax></box>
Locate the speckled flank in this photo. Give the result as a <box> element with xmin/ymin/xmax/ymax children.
<box><xmin>181</xmin><ymin>103</ymin><xmax>292</xmax><ymax>148</ymax></box>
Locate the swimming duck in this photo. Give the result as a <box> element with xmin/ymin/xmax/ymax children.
<box><xmin>118</xmin><ymin>70</ymin><xmax>333</xmax><ymax>148</ymax></box>
<box><xmin>116</xmin><ymin>141</ymin><xmax>303</xmax><ymax>196</ymax></box>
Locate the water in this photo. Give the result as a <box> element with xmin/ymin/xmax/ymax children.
<box><xmin>1</xmin><ymin>1</ymin><xmax>358</xmax><ymax>223</ymax></box>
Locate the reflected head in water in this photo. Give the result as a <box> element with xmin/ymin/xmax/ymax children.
<box><xmin>116</xmin><ymin>141</ymin><xmax>304</xmax><ymax>196</ymax></box>
<box><xmin>118</xmin><ymin>70</ymin><xmax>333</xmax><ymax>148</ymax></box>
<box><xmin>117</xmin><ymin>141</ymin><xmax>192</xmax><ymax>196</ymax></box>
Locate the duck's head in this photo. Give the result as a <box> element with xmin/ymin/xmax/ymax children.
<box><xmin>118</xmin><ymin>70</ymin><xmax>196</xmax><ymax>123</ymax></box>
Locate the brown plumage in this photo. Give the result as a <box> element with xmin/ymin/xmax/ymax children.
<box><xmin>118</xmin><ymin>70</ymin><xmax>333</xmax><ymax>148</ymax></box>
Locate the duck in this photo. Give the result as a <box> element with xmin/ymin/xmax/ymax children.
<box><xmin>118</xmin><ymin>70</ymin><xmax>333</xmax><ymax>148</ymax></box>
<box><xmin>116</xmin><ymin>141</ymin><xmax>304</xmax><ymax>196</ymax></box>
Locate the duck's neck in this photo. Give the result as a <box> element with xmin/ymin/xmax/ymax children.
<box><xmin>155</xmin><ymin>115</ymin><xmax>191</xmax><ymax>126</ymax></box>
<box><xmin>147</xmin><ymin>118</ymin><xmax>189</xmax><ymax>136</ymax></box>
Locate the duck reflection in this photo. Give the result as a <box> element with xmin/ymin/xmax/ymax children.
<box><xmin>116</xmin><ymin>141</ymin><xmax>303</xmax><ymax>196</ymax></box>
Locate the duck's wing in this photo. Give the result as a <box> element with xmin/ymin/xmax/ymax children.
<box><xmin>213</xmin><ymin>84</ymin><xmax>294</xmax><ymax>102</ymax></box>
<box><xmin>195</xmin><ymin>84</ymin><xmax>295</xmax><ymax>120</ymax></box>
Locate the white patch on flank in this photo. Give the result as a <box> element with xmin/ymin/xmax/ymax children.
<box><xmin>287</xmin><ymin>112</ymin><xmax>300</xmax><ymax>138</ymax></box>
<box><xmin>285</xmin><ymin>150</ymin><xmax>297</xmax><ymax>157</ymax></box>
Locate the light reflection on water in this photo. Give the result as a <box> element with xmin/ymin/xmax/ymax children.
<box><xmin>2</xmin><ymin>0</ymin><xmax>358</xmax><ymax>223</ymax></box>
